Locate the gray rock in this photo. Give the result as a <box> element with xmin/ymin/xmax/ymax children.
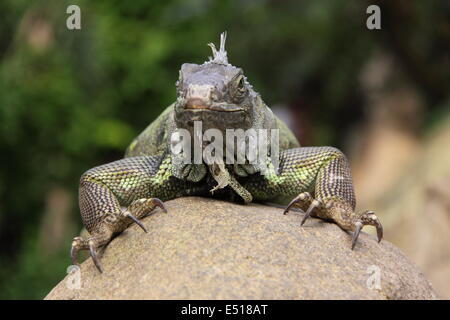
<box><xmin>45</xmin><ymin>197</ymin><xmax>437</xmax><ymax>300</ymax></box>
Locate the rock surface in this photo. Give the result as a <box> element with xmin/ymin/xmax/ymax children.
<box><xmin>45</xmin><ymin>197</ymin><xmax>437</xmax><ymax>300</ymax></box>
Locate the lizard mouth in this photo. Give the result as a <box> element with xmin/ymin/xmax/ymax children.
<box><xmin>186</xmin><ymin>104</ymin><xmax>243</xmax><ymax>112</ymax></box>
<box><xmin>184</xmin><ymin>99</ymin><xmax>243</xmax><ymax>112</ymax></box>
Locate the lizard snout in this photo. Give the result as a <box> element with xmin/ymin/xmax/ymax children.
<box><xmin>184</xmin><ymin>84</ymin><xmax>214</xmax><ymax>109</ymax></box>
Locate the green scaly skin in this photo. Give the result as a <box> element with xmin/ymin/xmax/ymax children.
<box><xmin>71</xmin><ymin>33</ymin><xmax>383</xmax><ymax>273</ymax></box>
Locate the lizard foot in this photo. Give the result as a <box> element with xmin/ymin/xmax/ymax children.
<box><xmin>284</xmin><ymin>195</ymin><xmax>383</xmax><ymax>250</ymax></box>
<box><xmin>70</xmin><ymin>197</ymin><xmax>167</xmax><ymax>273</ymax></box>
<box><xmin>351</xmin><ymin>210</ymin><xmax>383</xmax><ymax>250</ymax></box>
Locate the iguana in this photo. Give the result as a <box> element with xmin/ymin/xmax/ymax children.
<box><xmin>71</xmin><ymin>33</ymin><xmax>383</xmax><ymax>273</ymax></box>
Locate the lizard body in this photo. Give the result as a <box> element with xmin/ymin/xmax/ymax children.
<box><xmin>71</xmin><ymin>33</ymin><xmax>382</xmax><ymax>272</ymax></box>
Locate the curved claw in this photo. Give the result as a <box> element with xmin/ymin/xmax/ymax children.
<box><xmin>301</xmin><ymin>200</ymin><xmax>320</xmax><ymax>226</ymax></box>
<box><xmin>125</xmin><ymin>211</ymin><xmax>148</xmax><ymax>233</ymax></box>
<box><xmin>283</xmin><ymin>198</ymin><xmax>298</xmax><ymax>215</ymax></box>
<box><xmin>89</xmin><ymin>241</ymin><xmax>103</xmax><ymax>273</ymax></box>
<box><xmin>152</xmin><ymin>198</ymin><xmax>167</xmax><ymax>213</ymax></box>
<box><xmin>283</xmin><ymin>192</ymin><xmax>311</xmax><ymax>215</ymax></box>
<box><xmin>377</xmin><ymin>224</ymin><xmax>383</xmax><ymax>243</ymax></box>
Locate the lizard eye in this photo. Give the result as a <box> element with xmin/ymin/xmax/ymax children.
<box><xmin>231</xmin><ymin>75</ymin><xmax>247</xmax><ymax>103</ymax></box>
<box><xmin>237</xmin><ymin>76</ymin><xmax>246</xmax><ymax>92</ymax></box>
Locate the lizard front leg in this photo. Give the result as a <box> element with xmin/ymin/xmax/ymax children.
<box><xmin>245</xmin><ymin>147</ymin><xmax>383</xmax><ymax>249</ymax></box>
<box><xmin>71</xmin><ymin>155</ymin><xmax>186</xmax><ymax>273</ymax></box>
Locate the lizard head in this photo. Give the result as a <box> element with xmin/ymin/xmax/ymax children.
<box><xmin>174</xmin><ymin>32</ymin><xmax>257</xmax><ymax>133</ymax></box>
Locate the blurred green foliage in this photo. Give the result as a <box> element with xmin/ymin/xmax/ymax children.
<box><xmin>0</xmin><ymin>0</ymin><xmax>448</xmax><ymax>299</ymax></box>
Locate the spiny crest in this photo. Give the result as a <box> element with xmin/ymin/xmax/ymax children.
<box><xmin>206</xmin><ymin>32</ymin><xmax>229</xmax><ymax>65</ymax></box>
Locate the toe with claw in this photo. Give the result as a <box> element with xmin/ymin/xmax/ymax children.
<box><xmin>284</xmin><ymin>193</ymin><xmax>383</xmax><ymax>250</ymax></box>
<box><xmin>283</xmin><ymin>192</ymin><xmax>312</xmax><ymax>215</ymax></box>
<box><xmin>284</xmin><ymin>192</ymin><xmax>323</xmax><ymax>226</ymax></box>
<box><xmin>351</xmin><ymin>210</ymin><xmax>383</xmax><ymax>250</ymax></box>
<box><xmin>71</xmin><ymin>236</ymin><xmax>105</xmax><ymax>273</ymax></box>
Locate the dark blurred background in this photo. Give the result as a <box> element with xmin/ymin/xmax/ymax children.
<box><xmin>0</xmin><ymin>0</ymin><xmax>449</xmax><ymax>299</ymax></box>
